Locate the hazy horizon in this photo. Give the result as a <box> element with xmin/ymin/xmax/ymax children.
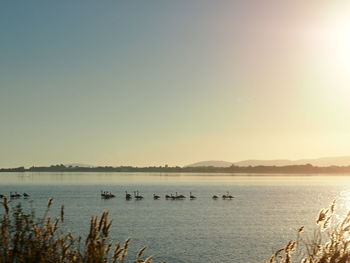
<box><xmin>2</xmin><ymin>1</ymin><xmax>350</xmax><ymax>167</ymax></box>
<box><xmin>3</xmin><ymin>154</ymin><xmax>350</xmax><ymax>169</ymax></box>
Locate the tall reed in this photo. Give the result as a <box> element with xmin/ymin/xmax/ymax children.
<box><xmin>0</xmin><ymin>197</ymin><xmax>162</xmax><ymax>263</ymax></box>
<box><xmin>266</xmin><ymin>200</ymin><xmax>350</xmax><ymax>263</ymax></box>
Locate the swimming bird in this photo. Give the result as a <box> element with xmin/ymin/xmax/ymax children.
<box><xmin>125</xmin><ymin>191</ymin><xmax>132</xmax><ymax>200</ymax></box>
<box><xmin>212</xmin><ymin>195</ymin><xmax>218</xmax><ymax>199</ymax></box>
<box><xmin>101</xmin><ymin>191</ymin><xmax>115</xmax><ymax>199</ymax></box>
<box><xmin>226</xmin><ymin>192</ymin><xmax>234</xmax><ymax>199</ymax></box>
<box><xmin>23</xmin><ymin>192</ymin><xmax>29</xmax><ymax>198</ymax></box>
<box><xmin>190</xmin><ymin>192</ymin><xmax>196</xmax><ymax>200</ymax></box>
<box><xmin>135</xmin><ymin>191</ymin><xmax>144</xmax><ymax>200</ymax></box>
<box><xmin>175</xmin><ymin>192</ymin><xmax>186</xmax><ymax>199</ymax></box>
<box><xmin>153</xmin><ymin>194</ymin><xmax>160</xmax><ymax>200</ymax></box>
<box><xmin>10</xmin><ymin>192</ymin><xmax>21</xmax><ymax>198</ymax></box>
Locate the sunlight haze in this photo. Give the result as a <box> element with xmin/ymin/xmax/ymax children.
<box><xmin>1</xmin><ymin>0</ymin><xmax>350</xmax><ymax>167</ymax></box>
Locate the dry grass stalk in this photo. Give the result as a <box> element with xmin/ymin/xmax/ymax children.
<box><xmin>0</xmin><ymin>197</ymin><xmax>161</xmax><ymax>263</ymax></box>
<box><xmin>266</xmin><ymin>200</ymin><xmax>350</xmax><ymax>263</ymax></box>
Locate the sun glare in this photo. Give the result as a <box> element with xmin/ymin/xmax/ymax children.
<box><xmin>322</xmin><ymin>4</ymin><xmax>350</xmax><ymax>71</ymax></box>
<box><xmin>304</xmin><ymin>3</ymin><xmax>350</xmax><ymax>98</ymax></box>
<box><xmin>325</xmin><ymin>16</ymin><xmax>350</xmax><ymax>67</ymax></box>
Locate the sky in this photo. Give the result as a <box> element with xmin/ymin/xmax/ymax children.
<box><xmin>1</xmin><ymin>0</ymin><xmax>350</xmax><ymax>167</ymax></box>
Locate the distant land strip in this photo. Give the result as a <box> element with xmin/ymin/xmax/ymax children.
<box><xmin>2</xmin><ymin>164</ymin><xmax>350</xmax><ymax>174</ymax></box>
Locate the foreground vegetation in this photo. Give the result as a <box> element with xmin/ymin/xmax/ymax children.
<box><xmin>267</xmin><ymin>200</ymin><xmax>350</xmax><ymax>263</ymax></box>
<box><xmin>0</xmin><ymin>197</ymin><xmax>159</xmax><ymax>263</ymax></box>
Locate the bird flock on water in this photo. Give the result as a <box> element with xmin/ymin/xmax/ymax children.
<box><xmin>101</xmin><ymin>191</ymin><xmax>234</xmax><ymax>200</ymax></box>
<box><xmin>0</xmin><ymin>192</ymin><xmax>30</xmax><ymax>199</ymax></box>
<box><xmin>0</xmin><ymin>191</ymin><xmax>234</xmax><ymax>200</ymax></box>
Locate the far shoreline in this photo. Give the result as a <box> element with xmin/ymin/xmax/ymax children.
<box><xmin>2</xmin><ymin>164</ymin><xmax>350</xmax><ymax>175</ymax></box>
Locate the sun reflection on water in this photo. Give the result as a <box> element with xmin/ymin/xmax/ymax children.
<box><xmin>333</xmin><ymin>188</ymin><xmax>350</xmax><ymax>223</ymax></box>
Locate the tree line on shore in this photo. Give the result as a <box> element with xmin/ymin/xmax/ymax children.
<box><xmin>2</xmin><ymin>163</ymin><xmax>350</xmax><ymax>173</ymax></box>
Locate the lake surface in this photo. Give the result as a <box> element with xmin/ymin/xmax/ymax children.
<box><xmin>1</xmin><ymin>172</ymin><xmax>350</xmax><ymax>263</ymax></box>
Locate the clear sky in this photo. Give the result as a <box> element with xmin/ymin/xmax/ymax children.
<box><xmin>1</xmin><ymin>0</ymin><xmax>350</xmax><ymax>167</ymax></box>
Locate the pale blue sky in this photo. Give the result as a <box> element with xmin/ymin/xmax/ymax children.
<box><xmin>1</xmin><ymin>1</ymin><xmax>350</xmax><ymax>167</ymax></box>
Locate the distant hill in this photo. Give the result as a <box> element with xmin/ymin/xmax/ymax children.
<box><xmin>292</xmin><ymin>156</ymin><xmax>350</xmax><ymax>167</ymax></box>
<box><xmin>186</xmin><ymin>156</ymin><xmax>350</xmax><ymax>167</ymax></box>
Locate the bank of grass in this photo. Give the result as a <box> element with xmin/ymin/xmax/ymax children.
<box><xmin>267</xmin><ymin>200</ymin><xmax>350</xmax><ymax>263</ymax></box>
<box><xmin>0</xmin><ymin>197</ymin><xmax>159</xmax><ymax>263</ymax></box>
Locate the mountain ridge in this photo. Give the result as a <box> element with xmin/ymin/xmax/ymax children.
<box><xmin>186</xmin><ymin>156</ymin><xmax>350</xmax><ymax>167</ymax></box>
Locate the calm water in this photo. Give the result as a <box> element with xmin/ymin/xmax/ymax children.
<box><xmin>1</xmin><ymin>172</ymin><xmax>350</xmax><ymax>263</ymax></box>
